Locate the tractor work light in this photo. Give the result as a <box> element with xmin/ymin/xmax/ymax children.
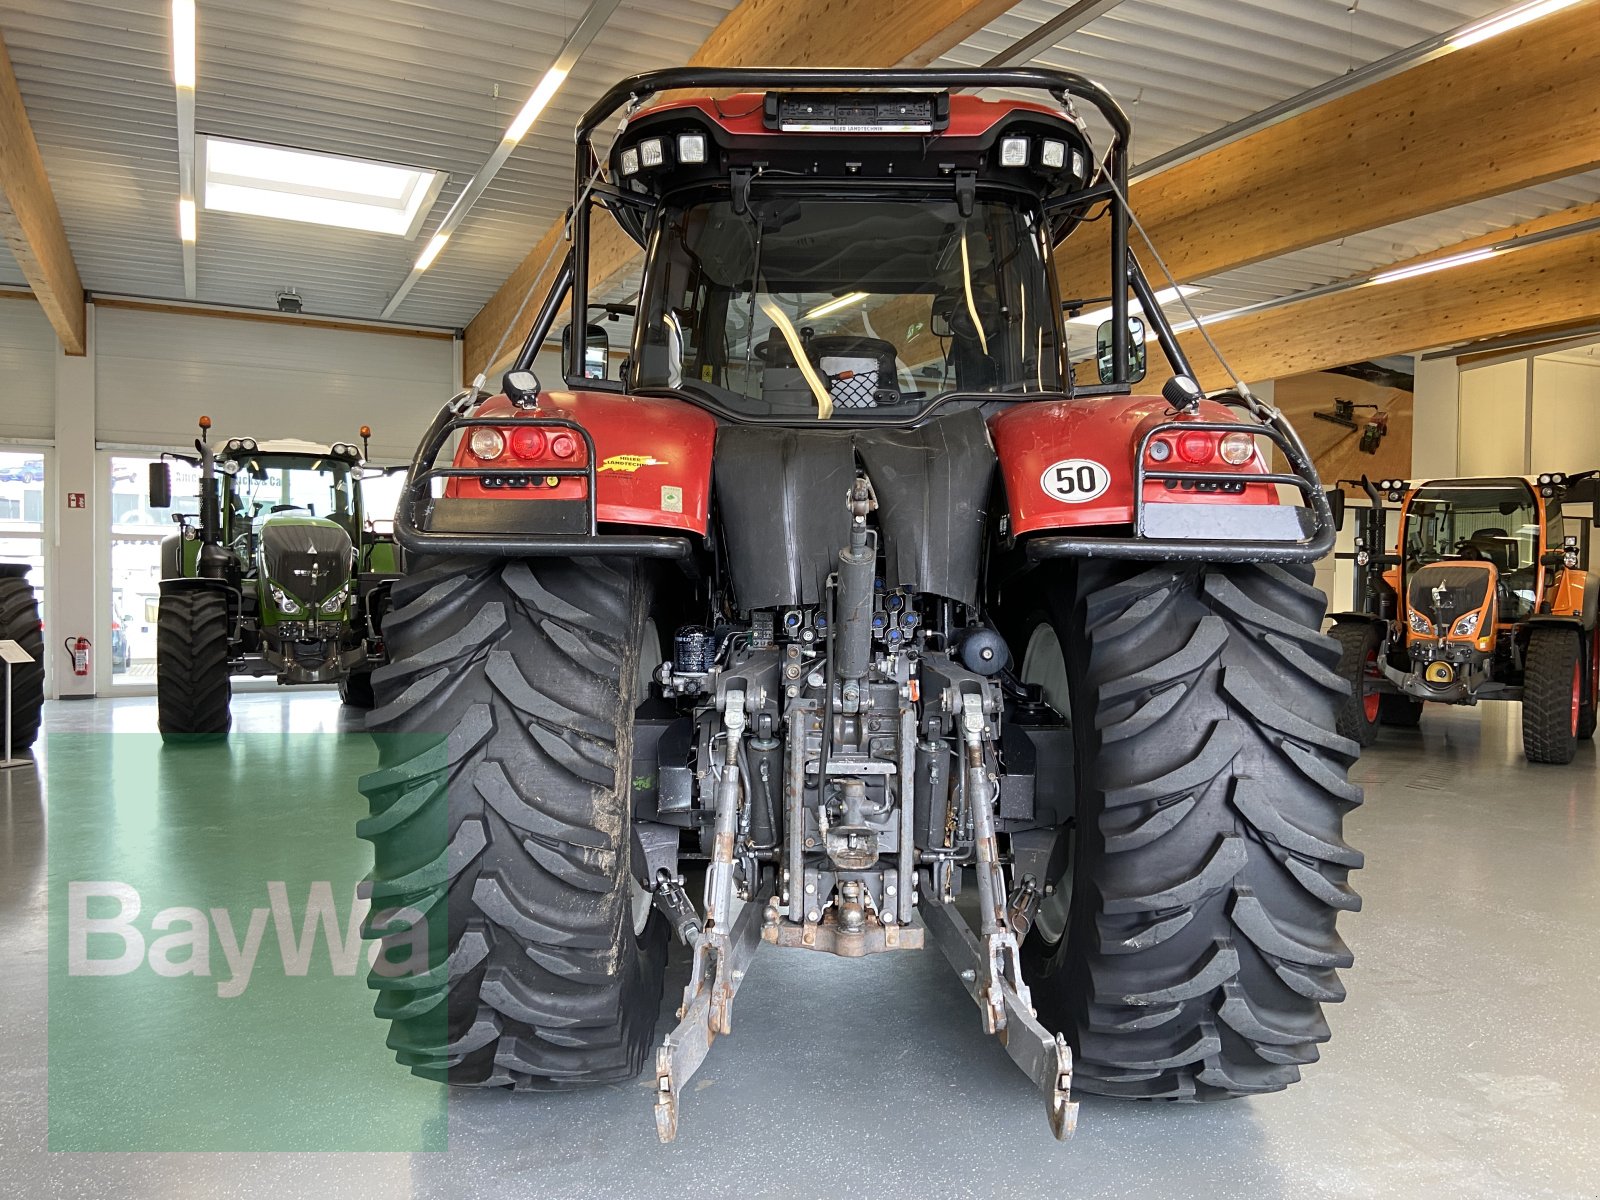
<box><xmin>469</xmin><ymin>428</ymin><xmax>506</xmax><ymax>460</ymax></box>
<box><xmin>677</xmin><ymin>133</ymin><xmax>707</xmax><ymax>164</ymax></box>
<box><xmin>639</xmin><ymin>138</ymin><xmax>665</xmax><ymax>168</ymax></box>
<box><xmin>999</xmin><ymin>136</ymin><xmax>1029</xmax><ymax>167</ymax></box>
<box><xmin>1219</xmin><ymin>432</ymin><xmax>1256</xmax><ymax>465</ymax></box>
<box><xmin>226</xmin><ymin>439</ymin><xmax>242</xmax><ymax>452</ymax></box>
<box><xmin>619</xmin><ymin>147</ymin><xmax>640</xmax><ymax>176</ymax></box>
<box><xmin>241</xmin><ymin>438</ymin><xmax>258</xmax><ymax>452</ymax></box>
<box><xmin>1040</xmin><ymin>139</ymin><xmax>1066</xmax><ymax>169</ymax></box>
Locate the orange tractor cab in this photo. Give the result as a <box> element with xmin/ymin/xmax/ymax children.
<box><xmin>1328</xmin><ymin>472</ymin><xmax>1599</xmax><ymax>763</ymax></box>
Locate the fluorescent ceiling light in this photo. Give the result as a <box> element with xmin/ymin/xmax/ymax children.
<box><xmin>171</xmin><ymin>0</ymin><xmax>195</xmax><ymax>89</ymax></box>
<box><xmin>505</xmin><ymin>67</ymin><xmax>570</xmax><ymax>143</ymax></box>
<box><xmin>199</xmin><ymin>135</ymin><xmax>444</xmax><ymax>238</ymax></box>
<box><xmin>1448</xmin><ymin>0</ymin><xmax>1581</xmax><ymax>49</ymax></box>
<box><xmin>803</xmin><ymin>292</ymin><xmax>868</xmax><ymax>320</ymax></box>
<box><xmin>1369</xmin><ymin>247</ymin><xmax>1499</xmax><ymax>286</ymax></box>
<box><xmin>178</xmin><ymin>197</ymin><xmax>196</xmax><ymax>243</ymax></box>
<box><xmin>415</xmin><ymin>232</ymin><xmax>449</xmax><ymax>272</ymax></box>
<box><xmin>1069</xmin><ymin>285</ymin><xmax>1207</xmax><ymax>326</ymax></box>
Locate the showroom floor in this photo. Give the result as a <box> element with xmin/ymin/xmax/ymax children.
<box><xmin>2</xmin><ymin>693</ymin><xmax>1597</xmax><ymax>1199</ymax></box>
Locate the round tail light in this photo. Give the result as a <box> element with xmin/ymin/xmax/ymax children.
<box><xmin>1148</xmin><ymin>438</ymin><xmax>1172</xmax><ymax>462</ymax></box>
<box><xmin>468</xmin><ymin>428</ymin><xmax>506</xmax><ymax>460</ymax></box>
<box><xmin>510</xmin><ymin>427</ymin><xmax>549</xmax><ymax>459</ymax></box>
<box><xmin>1219</xmin><ymin>432</ymin><xmax>1255</xmax><ymax>465</ymax></box>
<box><xmin>1176</xmin><ymin>432</ymin><xmax>1214</xmax><ymax>464</ymax></box>
<box><xmin>548</xmin><ymin>432</ymin><xmax>579</xmax><ymax>459</ymax></box>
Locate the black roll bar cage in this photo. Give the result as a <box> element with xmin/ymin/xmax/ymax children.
<box><xmin>394</xmin><ymin>67</ymin><xmax>1333</xmax><ymax>563</ymax></box>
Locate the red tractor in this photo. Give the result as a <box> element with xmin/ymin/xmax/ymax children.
<box><xmin>360</xmin><ymin>68</ymin><xmax>1359</xmax><ymax>1141</ymax></box>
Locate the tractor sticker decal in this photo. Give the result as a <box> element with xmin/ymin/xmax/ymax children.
<box><xmin>1040</xmin><ymin>458</ymin><xmax>1111</xmax><ymax>503</ymax></box>
<box><xmin>598</xmin><ymin>454</ymin><xmax>670</xmax><ymax>473</ymax></box>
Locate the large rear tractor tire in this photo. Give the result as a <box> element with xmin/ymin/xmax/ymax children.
<box><xmin>359</xmin><ymin>555</ymin><xmax>668</xmax><ymax>1087</ymax></box>
<box><xmin>338</xmin><ymin>669</ymin><xmax>374</xmax><ymax>708</ymax></box>
<box><xmin>156</xmin><ymin>589</ymin><xmax>232</xmax><ymax>742</ymax></box>
<box><xmin>1329</xmin><ymin>621</ymin><xmax>1381</xmax><ymax>747</ymax></box>
<box><xmin>0</xmin><ymin>572</ymin><xmax>44</xmax><ymax>751</ymax></box>
<box><xmin>1578</xmin><ymin>631</ymin><xmax>1597</xmax><ymax>742</ymax></box>
<box><xmin>1377</xmin><ymin>693</ymin><xmax>1423</xmax><ymax>728</ymax></box>
<box><xmin>1522</xmin><ymin>626</ymin><xmax>1582</xmax><ymax>764</ymax></box>
<box><xmin>1018</xmin><ymin>561</ymin><xmax>1362</xmax><ymax>1101</ymax></box>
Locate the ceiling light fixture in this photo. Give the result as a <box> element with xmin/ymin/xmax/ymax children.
<box><xmin>1369</xmin><ymin>247</ymin><xmax>1500</xmax><ymax>286</ymax></box>
<box><xmin>171</xmin><ymin>0</ymin><xmax>198</xmax><ymax>297</ymax></box>
<box><xmin>379</xmin><ymin>0</ymin><xmax>622</xmax><ymax>319</ymax></box>
<box><xmin>505</xmin><ymin>68</ymin><xmax>570</xmax><ymax>144</ymax></box>
<box><xmin>803</xmin><ymin>292</ymin><xmax>868</xmax><ymax>320</ymax></box>
<box><xmin>415</xmin><ymin>232</ymin><xmax>450</xmax><ymax>272</ymax></box>
<box><xmin>1069</xmin><ymin>285</ymin><xmax>1207</xmax><ymax>327</ymax></box>
<box><xmin>1448</xmin><ymin>0</ymin><xmax>1581</xmax><ymax>49</ymax></box>
<box><xmin>171</xmin><ymin>0</ymin><xmax>195</xmax><ymax>88</ymax></box>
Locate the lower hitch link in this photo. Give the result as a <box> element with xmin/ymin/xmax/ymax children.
<box><xmin>918</xmin><ymin>692</ymin><xmax>1079</xmax><ymax>1140</ymax></box>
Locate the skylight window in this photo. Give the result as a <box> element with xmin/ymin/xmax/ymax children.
<box><xmin>198</xmin><ymin>136</ymin><xmax>445</xmax><ymax>238</ymax></box>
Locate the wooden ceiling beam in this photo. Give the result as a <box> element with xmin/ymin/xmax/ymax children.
<box><xmin>0</xmin><ymin>28</ymin><xmax>85</xmax><ymax>355</ymax></box>
<box><xmin>1062</xmin><ymin>0</ymin><xmax>1600</xmax><ymax>299</ymax></box>
<box><xmin>1178</xmin><ymin>216</ymin><xmax>1600</xmax><ymax>391</ymax></box>
<box><xmin>462</xmin><ymin>0</ymin><xmax>1022</xmax><ymax>383</ymax></box>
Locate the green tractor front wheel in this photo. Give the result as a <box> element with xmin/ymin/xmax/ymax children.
<box><xmin>157</xmin><ymin>589</ymin><xmax>232</xmax><ymax>742</ymax></box>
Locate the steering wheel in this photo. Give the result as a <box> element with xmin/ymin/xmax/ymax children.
<box><xmin>1454</xmin><ymin>538</ymin><xmax>1485</xmax><ymax>561</ymax></box>
<box><xmin>269</xmin><ymin>504</ymin><xmax>299</xmax><ymax>514</ymax></box>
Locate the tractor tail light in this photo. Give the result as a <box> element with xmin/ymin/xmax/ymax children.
<box><xmin>468</xmin><ymin>428</ymin><xmax>506</xmax><ymax>460</ymax></box>
<box><xmin>1219</xmin><ymin>432</ymin><xmax>1255</xmax><ymax>465</ymax></box>
<box><xmin>1176</xmin><ymin>432</ymin><xmax>1215</xmax><ymax>464</ymax></box>
<box><xmin>510</xmin><ymin>427</ymin><xmax>549</xmax><ymax>459</ymax></box>
<box><xmin>548</xmin><ymin>432</ymin><xmax>580</xmax><ymax>460</ymax></box>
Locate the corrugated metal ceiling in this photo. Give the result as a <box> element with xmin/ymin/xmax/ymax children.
<box><xmin>1</xmin><ymin>0</ymin><xmax>1595</xmax><ymax>338</ymax></box>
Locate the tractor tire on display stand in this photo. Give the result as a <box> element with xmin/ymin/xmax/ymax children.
<box><xmin>0</xmin><ymin>569</ymin><xmax>45</xmax><ymax>751</ymax></box>
<box><xmin>1522</xmin><ymin>625</ymin><xmax>1582</xmax><ymax>765</ymax></box>
<box><xmin>1329</xmin><ymin>621</ymin><xmax>1382</xmax><ymax>747</ymax></box>
<box><xmin>1019</xmin><ymin>560</ymin><xmax>1362</xmax><ymax>1100</ymax></box>
<box><xmin>156</xmin><ymin>589</ymin><xmax>233</xmax><ymax>742</ymax></box>
<box><xmin>358</xmin><ymin>555</ymin><xmax>668</xmax><ymax>1087</ymax></box>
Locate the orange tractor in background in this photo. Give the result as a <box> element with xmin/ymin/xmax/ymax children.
<box><xmin>1328</xmin><ymin>471</ymin><xmax>1599</xmax><ymax>763</ymax></box>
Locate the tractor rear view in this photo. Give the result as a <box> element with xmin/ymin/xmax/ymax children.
<box><xmin>360</xmin><ymin>67</ymin><xmax>1360</xmax><ymax>1141</ymax></box>
<box><xmin>1328</xmin><ymin>472</ymin><xmax>1599</xmax><ymax>763</ymax></box>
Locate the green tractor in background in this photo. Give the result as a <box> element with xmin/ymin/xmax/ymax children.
<box><xmin>151</xmin><ymin>416</ymin><xmax>402</xmax><ymax>740</ymax></box>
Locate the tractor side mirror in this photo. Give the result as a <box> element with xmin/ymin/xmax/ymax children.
<box><xmin>148</xmin><ymin>461</ymin><xmax>172</xmax><ymax>510</ymax></box>
<box><xmin>1540</xmin><ymin>549</ymin><xmax>1565</xmax><ymax>569</ymax></box>
<box><xmin>561</xmin><ymin>322</ymin><xmax>610</xmax><ymax>380</ymax></box>
<box><xmin>1326</xmin><ymin>487</ymin><xmax>1346</xmax><ymax>532</ymax></box>
<box><xmin>1096</xmin><ymin>316</ymin><xmax>1147</xmax><ymax>384</ymax></box>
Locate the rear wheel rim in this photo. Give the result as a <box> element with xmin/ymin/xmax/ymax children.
<box><xmin>1362</xmin><ymin>646</ymin><xmax>1380</xmax><ymax>723</ymax></box>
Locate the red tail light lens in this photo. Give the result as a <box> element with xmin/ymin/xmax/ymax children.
<box><xmin>548</xmin><ymin>432</ymin><xmax>579</xmax><ymax>459</ymax></box>
<box><xmin>510</xmin><ymin>427</ymin><xmax>548</xmax><ymax>459</ymax></box>
<box><xmin>1176</xmin><ymin>432</ymin><xmax>1214</xmax><ymax>464</ymax></box>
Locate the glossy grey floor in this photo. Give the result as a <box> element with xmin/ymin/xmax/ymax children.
<box><xmin>3</xmin><ymin>692</ymin><xmax>1598</xmax><ymax>1199</ymax></box>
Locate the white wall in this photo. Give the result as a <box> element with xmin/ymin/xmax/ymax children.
<box><xmin>94</xmin><ymin>308</ymin><xmax>454</xmax><ymax>462</ymax></box>
<box><xmin>1531</xmin><ymin>357</ymin><xmax>1600</xmax><ymax>471</ymax></box>
<box><xmin>1411</xmin><ymin>355</ymin><xmax>1459</xmax><ymax>480</ymax></box>
<box><xmin>1457</xmin><ymin>359</ymin><xmax>1529</xmax><ymax>476</ymax></box>
<box><xmin>0</xmin><ymin>300</ymin><xmax>58</xmax><ymax>440</ymax></box>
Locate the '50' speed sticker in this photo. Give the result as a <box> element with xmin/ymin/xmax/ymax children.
<box><xmin>1040</xmin><ymin>458</ymin><xmax>1111</xmax><ymax>503</ymax></box>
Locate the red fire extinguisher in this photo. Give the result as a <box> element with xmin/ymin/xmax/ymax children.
<box><xmin>64</xmin><ymin>637</ymin><xmax>91</xmax><ymax>677</ymax></box>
